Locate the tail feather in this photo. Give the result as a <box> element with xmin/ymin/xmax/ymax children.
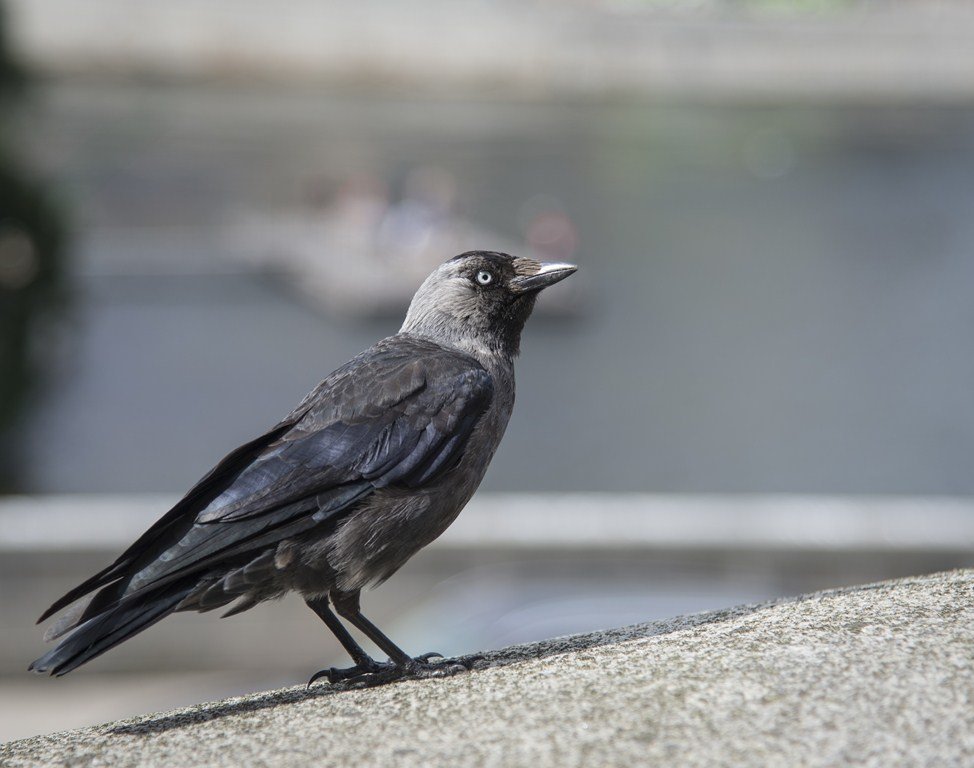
<box><xmin>42</xmin><ymin>595</ymin><xmax>95</xmax><ymax>642</ymax></box>
<box><xmin>29</xmin><ymin>583</ymin><xmax>194</xmax><ymax>677</ymax></box>
<box><xmin>37</xmin><ymin>563</ymin><xmax>126</xmax><ymax>625</ymax></box>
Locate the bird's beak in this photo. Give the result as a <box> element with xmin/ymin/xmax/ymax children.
<box><xmin>510</xmin><ymin>262</ymin><xmax>578</xmax><ymax>294</ymax></box>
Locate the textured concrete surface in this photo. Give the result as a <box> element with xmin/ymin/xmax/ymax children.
<box><xmin>4</xmin><ymin>570</ymin><xmax>973</xmax><ymax>767</ymax></box>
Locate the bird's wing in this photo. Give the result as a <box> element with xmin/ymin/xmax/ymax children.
<box><xmin>39</xmin><ymin>336</ymin><xmax>493</xmax><ymax>622</ymax></box>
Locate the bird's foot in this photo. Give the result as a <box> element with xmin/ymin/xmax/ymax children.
<box><xmin>454</xmin><ymin>651</ymin><xmax>490</xmax><ymax>670</ymax></box>
<box><xmin>307</xmin><ymin>652</ymin><xmax>471</xmax><ymax>688</ymax></box>
<box><xmin>307</xmin><ymin>658</ymin><xmax>393</xmax><ymax>687</ymax></box>
<box><xmin>401</xmin><ymin>653</ymin><xmax>471</xmax><ymax>679</ymax></box>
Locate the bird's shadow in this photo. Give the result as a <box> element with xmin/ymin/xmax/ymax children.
<box><xmin>106</xmin><ymin>595</ymin><xmax>794</xmax><ymax>739</ymax></box>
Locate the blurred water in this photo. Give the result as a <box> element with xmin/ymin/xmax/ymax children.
<box><xmin>15</xmin><ymin>83</ymin><xmax>974</xmax><ymax>494</ymax></box>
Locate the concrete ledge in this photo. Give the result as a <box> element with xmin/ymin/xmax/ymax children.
<box><xmin>4</xmin><ymin>570</ymin><xmax>973</xmax><ymax>766</ymax></box>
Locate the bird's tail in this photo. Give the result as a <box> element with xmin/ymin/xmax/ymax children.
<box><xmin>29</xmin><ymin>581</ymin><xmax>194</xmax><ymax>676</ymax></box>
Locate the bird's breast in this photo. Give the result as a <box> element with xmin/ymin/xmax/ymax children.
<box><xmin>311</xmin><ymin>387</ymin><xmax>513</xmax><ymax>594</ymax></box>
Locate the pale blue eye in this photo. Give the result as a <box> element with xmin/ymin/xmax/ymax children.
<box><xmin>476</xmin><ymin>270</ymin><xmax>494</xmax><ymax>285</ymax></box>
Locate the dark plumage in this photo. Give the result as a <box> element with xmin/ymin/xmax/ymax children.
<box><xmin>31</xmin><ymin>251</ymin><xmax>577</xmax><ymax>684</ymax></box>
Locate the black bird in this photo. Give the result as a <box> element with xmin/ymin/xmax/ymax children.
<box><xmin>31</xmin><ymin>251</ymin><xmax>577</xmax><ymax>684</ymax></box>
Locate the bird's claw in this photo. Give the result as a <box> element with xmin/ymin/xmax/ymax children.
<box><xmin>307</xmin><ymin>653</ymin><xmax>469</xmax><ymax>688</ymax></box>
<box><xmin>408</xmin><ymin>660</ymin><xmax>468</xmax><ymax>678</ymax></box>
<box><xmin>307</xmin><ymin>659</ymin><xmax>393</xmax><ymax>687</ymax></box>
<box><xmin>306</xmin><ymin>667</ymin><xmax>334</xmax><ymax>688</ymax></box>
<box><xmin>413</xmin><ymin>651</ymin><xmax>445</xmax><ymax>663</ymax></box>
<box><xmin>455</xmin><ymin>652</ymin><xmax>489</xmax><ymax>670</ymax></box>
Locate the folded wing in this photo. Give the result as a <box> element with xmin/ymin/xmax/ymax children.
<box><xmin>32</xmin><ymin>336</ymin><xmax>493</xmax><ymax>675</ymax></box>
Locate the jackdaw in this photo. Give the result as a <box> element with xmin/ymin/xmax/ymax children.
<box><xmin>31</xmin><ymin>251</ymin><xmax>577</xmax><ymax>684</ymax></box>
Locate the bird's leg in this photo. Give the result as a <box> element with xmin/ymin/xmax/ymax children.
<box><xmin>330</xmin><ymin>590</ymin><xmax>468</xmax><ymax>681</ymax></box>
<box><xmin>304</xmin><ymin>595</ymin><xmax>389</xmax><ymax>686</ymax></box>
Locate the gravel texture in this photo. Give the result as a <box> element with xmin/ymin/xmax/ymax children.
<box><xmin>4</xmin><ymin>570</ymin><xmax>973</xmax><ymax>767</ymax></box>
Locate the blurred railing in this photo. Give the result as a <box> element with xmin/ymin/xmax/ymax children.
<box><xmin>5</xmin><ymin>493</ymin><xmax>974</xmax><ymax>553</ymax></box>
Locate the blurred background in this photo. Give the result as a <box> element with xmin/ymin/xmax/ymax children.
<box><xmin>3</xmin><ymin>0</ymin><xmax>974</xmax><ymax>742</ymax></box>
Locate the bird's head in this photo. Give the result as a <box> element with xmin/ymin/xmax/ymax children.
<box><xmin>401</xmin><ymin>251</ymin><xmax>577</xmax><ymax>361</ymax></box>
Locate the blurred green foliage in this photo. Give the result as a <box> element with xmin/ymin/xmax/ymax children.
<box><xmin>0</xmin><ymin>1</ymin><xmax>67</xmax><ymax>491</ymax></box>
